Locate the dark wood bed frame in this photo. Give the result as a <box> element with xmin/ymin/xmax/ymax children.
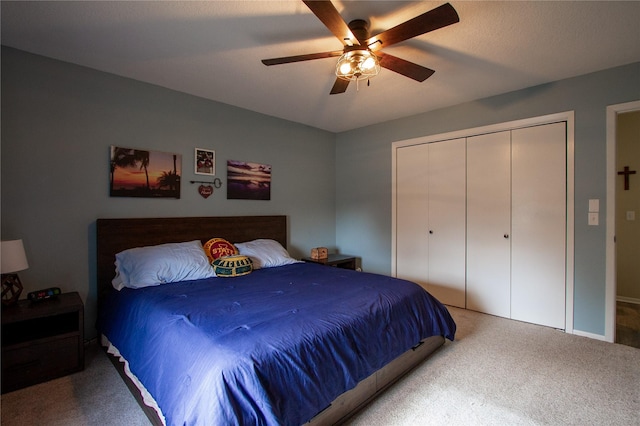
<box><xmin>96</xmin><ymin>215</ymin><xmax>444</xmax><ymax>425</ymax></box>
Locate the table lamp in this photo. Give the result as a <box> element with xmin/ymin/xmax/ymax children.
<box><xmin>1</xmin><ymin>239</ymin><xmax>29</xmax><ymax>306</ymax></box>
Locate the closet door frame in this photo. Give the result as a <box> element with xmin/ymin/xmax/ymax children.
<box><xmin>392</xmin><ymin>111</ymin><xmax>575</xmax><ymax>334</ymax></box>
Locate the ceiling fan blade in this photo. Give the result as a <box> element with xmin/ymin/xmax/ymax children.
<box><xmin>303</xmin><ymin>0</ymin><xmax>361</xmax><ymax>46</ymax></box>
<box><xmin>366</xmin><ymin>2</ymin><xmax>459</xmax><ymax>51</ymax></box>
<box><xmin>330</xmin><ymin>78</ymin><xmax>350</xmax><ymax>94</ymax></box>
<box><xmin>262</xmin><ymin>50</ymin><xmax>343</xmax><ymax>66</ymax></box>
<box><xmin>377</xmin><ymin>52</ymin><xmax>435</xmax><ymax>82</ymax></box>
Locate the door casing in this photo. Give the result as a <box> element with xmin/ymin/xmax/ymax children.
<box><xmin>605</xmin><ymin>100</ymin><xmax>640</xmax><ymax>342</ymax></box>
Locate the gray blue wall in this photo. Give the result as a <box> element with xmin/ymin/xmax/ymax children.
<box><xmin>3</xmin><ymin>45</ymin><xmax>639</xmax><ymax>340</ymax></box>
<box><xmin>1</xmin><ymin>47</ymin><xmax>337</xmax><ymax>339</ymax></box>
<box><xmin>335</xmin><ymin>61</ymin><xmax>640</xmax><ymax>337</ymax></box>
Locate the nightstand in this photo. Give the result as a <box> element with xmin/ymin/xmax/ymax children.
<box><xmin>1</xmin><ymin>292</ymin><xmax>84</xmax><ymax>393</ymax></box>
<box><xmin>303</xmin><ymin>254</ymin><xmax>357</xmax><ymax>270</ymax></box>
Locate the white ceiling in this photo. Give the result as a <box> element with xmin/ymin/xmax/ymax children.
<box><xmin>2</xmin><ymin>1</ymin><xmax>639</xmax><ymax>133</ymax></box>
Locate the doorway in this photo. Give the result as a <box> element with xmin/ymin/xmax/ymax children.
<box><xmin>605</xmin><ymin>100</ymin><xmax>640</xmax><ymax>346</ymax></box>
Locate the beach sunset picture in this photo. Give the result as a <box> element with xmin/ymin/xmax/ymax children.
<box><xmin>110</xmin><ymin>146</ymin><xmax>181</xmax><ymax>198</ymax></box>
<box><xmin>227</xmin><ymin>160</ymin><xmax>271</xmax><ymax>200</ymax></box>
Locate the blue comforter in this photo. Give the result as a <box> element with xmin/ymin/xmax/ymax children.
<box><xmin>98</xmin><ymin>262</ymin><xmax>455</xmax><ymax>426</ymax></box>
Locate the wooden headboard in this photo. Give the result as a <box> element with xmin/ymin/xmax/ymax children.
<box><xmin>96</xmin><ymin>215</ymin><xmax>287</xmax><ymax>305</ymax></box>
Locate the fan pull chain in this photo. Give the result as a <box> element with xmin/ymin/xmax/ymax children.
<box><xmin>354</xmin><ymin>78</ymin><xmax>373</xmax><ymax>92</ymax></box>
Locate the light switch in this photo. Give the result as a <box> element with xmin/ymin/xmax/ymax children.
<box><xmin>588</xmin><ymin>199</ymin><xmax>599</xmax><ymax>213</ymax></box>
<box><xmin>627</xmin><ymin>211</ymin><xmax>636</xmax><ymax>221</ymax></box>
<box><xmin>588</xmin><ymin>212</ymin><xmax>599</xmax><ymax>226</ymax></box>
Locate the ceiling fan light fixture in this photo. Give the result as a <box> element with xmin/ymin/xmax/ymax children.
<box><xmin>262</xmin><ymin>2</ymin><xmax>459</xmax><ymax>94</ymax></box>
<box><xmin>335</xmin><ymin>49</ymin><xmax>380</xmax><ymax>82</ymax></box>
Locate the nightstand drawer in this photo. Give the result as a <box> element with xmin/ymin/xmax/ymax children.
<box><xmin>2</xmin><ymin>334</ymin><xmax>82</xmax><ymax>393</ymax></box>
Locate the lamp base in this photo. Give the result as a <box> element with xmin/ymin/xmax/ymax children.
<box><xmin>1</xmin><ymin>273</ymin><xmax>24</xmax><ymax>306</ymax></box>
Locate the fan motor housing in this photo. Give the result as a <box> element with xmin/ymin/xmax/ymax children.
<box><xmin>348</xmin><ymin>19</ymin><xmax>370</xmax><ymax>43</ymax></box>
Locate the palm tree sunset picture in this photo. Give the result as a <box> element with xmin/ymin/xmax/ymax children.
<box><xmin>110</xmin><ymin>146</ymin><xmax>181</xmax><ymax>198</ymax></box>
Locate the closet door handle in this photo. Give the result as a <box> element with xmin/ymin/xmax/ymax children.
<box><xmin>504</xmin><ymin>234</ymin><xmax>509</xmax><ymax>239</ymax></box>
<box><xmin>429</xmin><ymin>230</ymin><xmax>434</xmax><ymax>234</ymax></box>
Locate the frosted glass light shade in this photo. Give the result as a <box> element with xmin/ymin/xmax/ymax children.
<box><xmin>335</xmin><ymin>49</ymin><xmax>380</xmax><ymax>82</ymax></box>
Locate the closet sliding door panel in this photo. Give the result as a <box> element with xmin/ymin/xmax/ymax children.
<box><xmin>395</xmin><ymin>144</ymin><xmax>429</xmax><ymax>288</ymax></box>
<box><xmin>427</xmin><ymin>139</ymin><xmax>466</xmax><ymax>307</ymax></box>
<box><xmin>466</xmin><ymin>131</ymin><xmax>512</xmax><ymax>318</ymax></box>
<box><xmin>511</xmin><ymin>123</ymin><xmax>567</xmax><ymax>329</ymax></box>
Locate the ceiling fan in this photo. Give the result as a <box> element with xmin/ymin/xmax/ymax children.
<box><xmin>261</xmin><ymin>1</ymin><xmax>459</xmax><ymax>94</ymax></box>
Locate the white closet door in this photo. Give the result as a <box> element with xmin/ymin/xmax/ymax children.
<box><xmin>395</xmin><ymin>144</ymin><xmax>429</xmax><ymax>287</ymax></box>
<box><xmin>427</xmin><ymin>139</ymin><xmax>466</xmax><ymax>307</ymax></box>
<box><xmin>511</xmin><ymin>123</ymin><xmax>567</xmax><ymax>329</ymax></box>
<box><xmin>466</xmin><ymin>131</ymin><xmax>512</xmax><ymax>318</ymax></box>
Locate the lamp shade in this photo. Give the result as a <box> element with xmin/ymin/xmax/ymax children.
<box><xmin>1</xmin><ymin>239</ymin><xmax>29</xmax><ymax>274</ymax></box>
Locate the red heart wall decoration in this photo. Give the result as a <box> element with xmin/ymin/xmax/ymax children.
<box><xmin>198</xmin><ymin>185</ymin><xmax>214</xmax><ymax>199</ymax></box>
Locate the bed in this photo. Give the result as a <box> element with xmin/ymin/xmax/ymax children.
<box><xmin>96</xmin><ymin>216</ymin><xmax>455</xmax><ymax>425</ymax></box>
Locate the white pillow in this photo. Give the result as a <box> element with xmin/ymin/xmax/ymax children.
<box><xmin>112</xmin><ymin>240</ymin><xmax>215</xmax><ymax>290</ymax></box>
<box><xmin>234</xmin><ymin>239</ymin><xmax>300</xmax><ymax>269</ymax></box>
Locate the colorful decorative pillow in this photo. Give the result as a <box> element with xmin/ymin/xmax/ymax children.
<box><xmin>234</xmin><ymin>239</ymin><xmax>301</xmax><ymax>269</ymax></box>
<box><xmin>203</xmin><ymin>238</ymin><xmax>238</xmax><ymax>263</ymax></box>
<box><xmin>112</xmin><ymin>240</ymin><xmax>215</xmax><ymax>290</ymax></box>
<box><xmin>211</xmin><ymin>255</ymin><xmax>253</xmax><ymax>277</ymax></box>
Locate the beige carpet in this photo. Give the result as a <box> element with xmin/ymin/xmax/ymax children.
<box><xmin>2</xmin><ymin>307</ymin><xmax>639</xmax><ymax>425</ymax></box>
<box><xmin>0</xmin><ymin>340</ymin><xmax>150</xmax><ymax>426</ymax></box>
<box><xmin>346</xmin><ymin>307</ymin><xmax>640</xmax><ymax>425</ymax></box>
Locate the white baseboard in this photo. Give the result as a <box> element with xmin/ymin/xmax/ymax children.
<box><xmin>617</xmin><ymin>296</ymin><xmax>640</xmax><ymax>305</ymax></box>
<box><xmin>572</xmin><ymin>329</ymin><xmax>609</xmax><ymax>342</ymax></box>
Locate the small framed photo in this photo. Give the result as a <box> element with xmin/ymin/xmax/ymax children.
<box><xmin>195</xmin><ymin>148</ymin><xmax>215</xmax><ymax>176</ymax></box>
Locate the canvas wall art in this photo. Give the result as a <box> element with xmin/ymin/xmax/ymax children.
<box><xmin>110</xmin><ymin>146</ymin><xmax>181</xmax><ymax>198</ymax></box>
<box><xmin>227</xmin><ymin>160</ymin><xmax>271</xmax><ymax>200</ymax></box>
